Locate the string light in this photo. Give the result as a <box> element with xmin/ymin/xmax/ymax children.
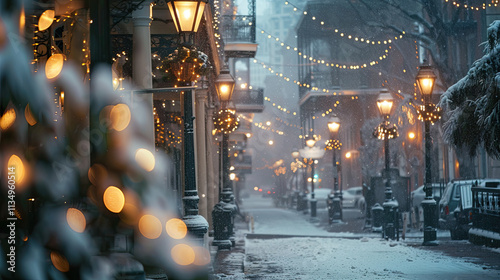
<box><xmin>444</xmin><ymin>0</ymin><xmax>498</xmax><ymax>11</ymax></box>
<box><xmin>238</xmin><ymin>114</ymin><xmax>285</xmax><ymax>136</ymax></box>
<box><xmin>282</xmin><ymin>1</ymin><xmax>405</xmax><ymax>42</ymax></box>
<box><xmin>258</xmin><ymin>28</ymin><xmax>393</xmax><ymax>70</ymax></box>
<box><xmin>373</xmin><ymin>122</ymin><xmax>399</xmax><ymax>140</ymax></box>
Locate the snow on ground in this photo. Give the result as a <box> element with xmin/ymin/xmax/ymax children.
<box><xmin>244</xmin><ymin>237</ymin><xmax>500</xmax><ymax>280</ymax></box>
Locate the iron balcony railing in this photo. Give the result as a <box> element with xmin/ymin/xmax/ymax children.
<box><xmin>220</xmin><ymin>15</ymin><xmax>256</xmax><ymax>43</ymax></box>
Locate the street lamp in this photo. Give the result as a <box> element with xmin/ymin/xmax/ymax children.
<box><xmin>212</xmin><ymin>66</ymin><xmax>237</xmax><ymax>250</ymax></box>
<box><xmin>304</xmin><ymin>135</ymin><xmax>318</xmax><ymax>219</ymax></box>
<box><xmin>291</xmin><ymin>150</ymin><xmax>301</xmax><ymax>210</ymax></box>
<box><xmin>376</xmin><ymin>89</ymin><xmax>398</xmax><ymax>240</ymax></box>
<box><xmin>166</xmin><ymin>0</ymin><xmax>210</xmax><ymax>243</ymax></box>
<box><xmin>416</xmin><ymin>64</ymin><xmax>438</xmax><ymax>246</ymax></box>
<box><xmin>327</xmin><ymin>116</ymin><xmax>342</xmax><ymax>223</ymax></box>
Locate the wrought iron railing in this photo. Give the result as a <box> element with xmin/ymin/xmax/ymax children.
<box><xmin>232</xmin><ymin>88</ymin><xmax>263</xmax><ymax>106</ymax></box>
<box><xmin>220</xmin><ymin>15</ymin><xmax>256</xmax><ymax>43</ymax></box>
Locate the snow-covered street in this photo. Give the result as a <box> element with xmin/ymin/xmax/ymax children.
<box><xmin>212</xmin><ymin>194</ymin><xmax>500</xmax><ymax>279</ymax></box>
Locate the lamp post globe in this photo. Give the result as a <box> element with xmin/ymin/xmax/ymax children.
<box><xmin>305</xmin><ymin>135</ymin><xmax>316</xmax><ymax>148</ymax></box>
<box><xmin>417</xmin><ymin>64</ymin><xmax>438</xmax><ymax>246</ymax></box>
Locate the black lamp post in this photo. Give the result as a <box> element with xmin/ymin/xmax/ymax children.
<box><xmin>377</xmin><ymin>90</ymin><xmax>394</xmax><ymax>202</ymax></box>
<box><xmin>376</xmin><ymin>89</ymin><xmax>399</xmax><ymax>240</ymax></box>
<box><xmin>327</xmin><ymin>116</ymin><xmax>342</xmax><ymax>223</ymax></box>
<box><xmin>166</xmin><ymin>0</ymin><xmax>209</xmax><ymax>242</ymax></box>
<box><xmin>291</xmin><ymin>150</ymin><xmax>301</xmax><ymax>209</ymax></box>
<box><xmin>305</xmin><ymin>136</ymin><xmax>317</xmax><ymax>218</ymax></box>
<box><xmin>212</xmin><ymin>66</ymin><xmax>236</xmax><ymax>250</ymax></box>
<box><xmin>416</xmin><ymin>64</ymin><xmax>438</xmax><ymax>246</ymax></box>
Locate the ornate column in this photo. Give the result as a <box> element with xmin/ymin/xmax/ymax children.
<box><xmin>205</xmin><ymin>106</ymin><xmax>217</xmax><ymax>229</ymax></box>
<box><xmin>132</xmin><ymin>2</ymin><xmax>154</xmax><ymax>151</ymax></box>
<box><xmin>195</xmin><ymin>90</ymin><xmax>208</xmax><ymax>220</ymax></box>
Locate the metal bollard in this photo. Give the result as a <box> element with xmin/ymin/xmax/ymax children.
<box><xmin>212</xmin><ymin>203</ymin><xmax>232</xmax><ymax>250</ymax></box>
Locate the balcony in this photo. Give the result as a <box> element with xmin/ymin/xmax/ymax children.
<box><xmin>221</xmin><ymin>15</ymin><xmax>258</xmax><ymax>58</ymax></box>
<box><xmin>232</xmin><ymin>88</ymin><xmax>264</xmax><ymax>113</ymax></box>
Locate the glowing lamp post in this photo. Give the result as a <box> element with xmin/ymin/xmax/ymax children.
<box><xmin>304</xmin><ymin>136</ymin><xmax>318</xmax><ymax>218</ymax></box>
<box><xmin>166</xmin><ymin>0</ymin><xmax>210</xmax><ymax>243</ymax></box>
<box><xmin>291</xmin><ymin>150</ymin><xmax>301</xmax><ymax>209</ymax></box>
<box><xmin>376</xmin><ymin>89</ymin><xmax>399</xmax><ymax>240</ymax></box>
<box><xmin>416</xmin><ymin>64</ymin><xmax>438</xmax><ymax>246</ymax></box>
<box><xmin>212</xmin><ymin>67</ymin><xmax>237</xmax><ymax>250</ymax></box>
<box><xmin>327</xmin><ymin>116</ymin><xmax>342</xmax><ymax>223</ymax></box>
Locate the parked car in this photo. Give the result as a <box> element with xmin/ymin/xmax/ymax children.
<box><xmin>437</xmin><ymin>179</ymin><xmax>500</xmax><ymax>240</ymax></box>
<box><xmin>410</xmin><ymin>183</ymin><xmax>444</xmax><ymax>229</ymax></box>
<box><xmin>342</xmin><ymin>186</ymin><xmax>364</xmax><ymax>208</ymax></box>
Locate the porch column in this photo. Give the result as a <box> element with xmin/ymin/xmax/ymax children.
<box><xmin>132</xmin><ymin>2</ymin><xmax>154</xmax><ymax>150</ymax></box>
<box><xmin>195</xmin><ymin>90</ymin><xmax>208</xmax><ymax>220</ymax></box>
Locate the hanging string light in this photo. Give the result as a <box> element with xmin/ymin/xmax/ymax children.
<box><xmin>238</xmin><ymin>114</ymin><xmax>286</xmax><ymax>136</ymax></box>
<box><xmin>443</xmin><ymin>0</ymin><xmax>498</xmax><ymax>11</ymax></box>
<box><xmin>257</xmin><ymin>28</ymin><xmax>393</xmax><ymax>70</ymax></box>
<box><xmin>416</xmin><ymin>103</ymin><xmax>442</xmax><ymax>125</ymax></box>
<box><xmin>282</xmin><ymin>1</ymin><xmax>405</xmax><ymax>42</ymax></box>
<box><xmin>325</xmin><ymin>139</ymin><xmax>342</xmax><ymax>150</ymax></box>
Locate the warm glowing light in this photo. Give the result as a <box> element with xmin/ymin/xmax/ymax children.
<box><xmin>266</xmin><ymin>121</ymin><xmax>271</xmax><ymax>126</ymax></box>
<box><xmin>167</xmin><ymin>1</ymin><xmax>206</xmax><ymax>33</ymax></box>
<box><xmin>246</xmin><ymin>133</ymin><xmax>252</xmax><ymax>138</ymax></box>
<box><xmin>268</xmin><ymin>140</ymin><xmax>274</xmax><ymax>145</ymax></box>
<box><xmin>253</xmin><ymin>186</ymin><xmax>258</xmax><ymax>191</ymax></box>
<box><xmin>1</xmin><ymin>108</ymin><xmax>16</xmax><ymax>130</ymax></box>
<box><xmin>8</xmin><ymin>155</ymin><xmax>25</xmax><ymax>184</ymax></box>
<box><xmin>50</xmin><ymin>251</ymin><xmax>69</xmax><ymax>272</ymax></box>
<box><xmin>88</xmin><ymin>164</ymin><xmax>108</xmax><ymax>186</ymax></box>
<box><xmin>165</xmin><ymin>218</ymin><xmax>187</xmax><ymax>239</ymax></box>
<box><xmin>345</xmin><ymin>152</ymin><xmax>352</xmax><ymax>159</ymax></box>
<box><xmin>229</xmin><ymin>173</ymin><xmax>236</xmax><ymax>180</ymax></box>
<box><xmin>24</xmin><ymin>104</ymin><xmax>37</xmax><ymax>126</ymax></box>
<box><xmin>135</xmin><ymin>148</ymin><xmax>155</xmax><ymax>172</ymax></box>
<box><xmin>45</xmin><ymin>53</ymin><xmax>65</xmax><ymax>80</ymax></box>
<box><xmin>171</xmin><ymin>244</ymin><xmax>195</xmax><ymax>266</ymax></box>
<box><xmin>103</xmin><ymin>186</ymin><xmax>125</xmax><ymax>213</ymax></box>
<box><xmin>119</xmin><ymin>190</ymin><xmax>141</xmax><ymax>225</ymax></box>
<box><xmin>66</xmin><ymin>208</ymin><xmax>86</xmax><ymax>233</ymax></box>
<box><xmin>138</xmin><ymin>214</ymin><xmax>162</xmax><ymax>239</ymax></box>
<box><xmin>193</xmin><ymin>246</ymin><xmax>211</xmax><ymax>266</ymax></box>
<box><xmin>38</xmin><ymin>10</ymin><xmax>55</xmax><ymax>31</ymax></box>
<box><xmin>408</xmin><ymin>132</ymin><xmax>416</xmax><ymax>139</ymax></box>
<box><xmin>110</xmin><ymin>104</ymin><xmax>131</xmax><ymax>131</ymax></box>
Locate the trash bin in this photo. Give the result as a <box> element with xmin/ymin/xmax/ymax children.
<box><xmin>371</xmin><ymin>203</ymin><xmax>384</xmax><ymax>232</ymax></box>
<box><xmin>212</xmin><ymin>203</ymin><xmax>232</xmax><ymax>250</ymax></box>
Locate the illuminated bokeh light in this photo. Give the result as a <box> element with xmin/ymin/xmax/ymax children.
<box><xmin>103</xmin><ymin>186</ymin><xmax>125</xmax><ymax>213</ymax></box>
<box><xmin>45</xmin><ymin>53</ymin><xmax>65</xmax><ymax>80</ymax></box>
<box><xmin>38</xmin><ymin>10</ymin><xmax>55</xmax><ymax>31</ymax></box>
<box><xmin>50</xmin><ymin>251</ymin><xmax>69</xmax><ymax>272</ymax></box>
<box><xmin>8</xmin><ymin>154</ymin><xmax>25</xmax><ymax>185</ymax></box>
<box><xmin>138</xmin><ymin>214</ymin><xmax>162</xmax><ymax>239</ymax></box>
<box><xmin>193</xmin><ymin>246</ymin><xmax>211</xmax><ymax>266</ymax></box>
<box><xmin>119</xmin><ymin>189</ymin><xmax>141</xmax><ymax>225</ymax></box>
<box><xmin>0</xmin><ymin>108</ymin><xmax>16</xmax><ymax>130</ymax></box>
<box><xmin>24</xmin><ymin>104</ymin><xmax>37</xmax><ymax>126</ymax></box>
<box><xmin>165</xmin><ymin>218</ymin><xmax>187</xmax><ymax>239</ymax></box>
<box><xmin>135</xmin><ymin>148</ymin><xmax>155</xmax><ymax>172</ymax></box>
<box><xmin>88</xmin><ymin>164</ymin><xmax>107</xmax><ymax>186</ymax></box>
<box><xmin>66</xmin><ymin>208</ymin><xmax>86</xmax><ymax>233</ymax></box>
<box><xmin>171</xmin><ymin>244</ymin><xmax>195</xmax><ymax>266</ymax></box>
<box><xmin>110</xmin><ymin>103</ymin><xmax>131</xmax><ymax>131</ymax></box>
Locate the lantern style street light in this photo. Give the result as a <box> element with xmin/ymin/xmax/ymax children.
<box><xmin>166</xmin><ymin>0</ymin><xmax>210</xmax><ymax>243</ymax></box>
<box><xmin>212</xmin><ymin>66</ymin><xmax>237</xmax><ymax>250</ymax></box>
<box><xmin>167</xmin><ymin>0</ymin><xmax>207</xmax><ymax>33</ymax></box>
<box><xmin>376</xmin><ymin>89</ymin><xmax>398</xmax><ymax>240</ymax></box>
<box><xmin>327</xmin><ymin>116</ymin><xmax>342</xmax><ymax>223</ymax></box>
<box><xmin>304</xmin><ymin>135</ymin><xmax>318</xmax><ymax>218</ymax></box>
<box><xmin>416</xmin><ymin>64</ymin><xmax>438</xmax><ymax>246</ymax></box>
